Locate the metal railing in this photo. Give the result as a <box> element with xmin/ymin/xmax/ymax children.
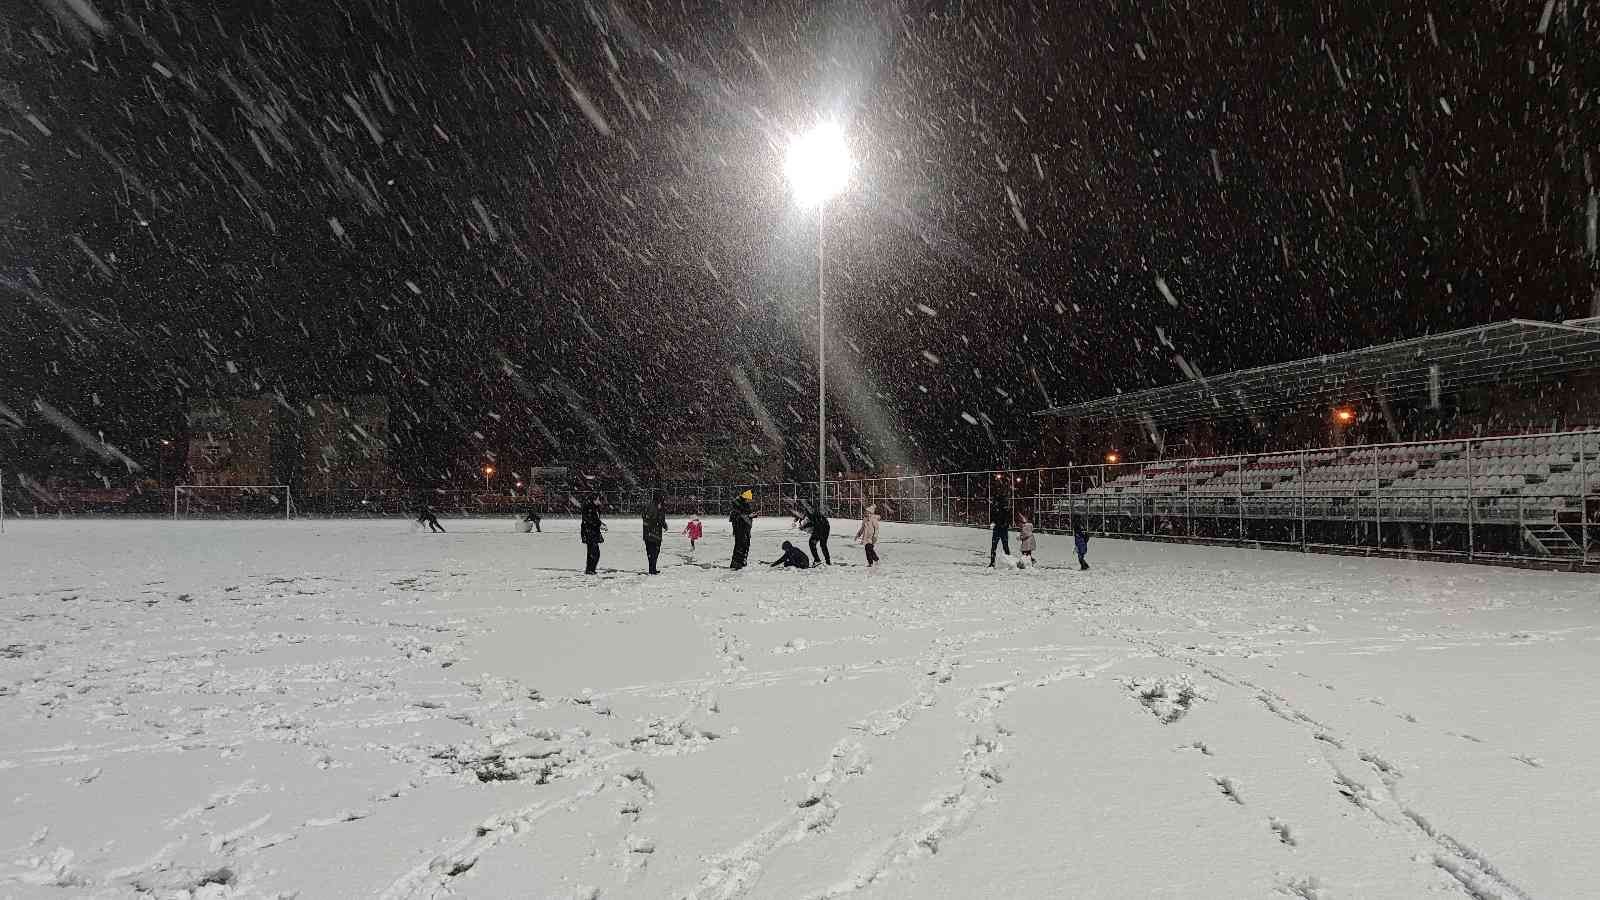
<box><xmin>2</xmin><ymin>429</ymin><xmax>1595</xmax><ymax>565</ymax></box>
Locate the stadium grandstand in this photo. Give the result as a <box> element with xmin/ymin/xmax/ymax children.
<box><xmin>1034</xmin><ymin>317</ymin><xmax>1600</xmax><ymax>568</ymax></box>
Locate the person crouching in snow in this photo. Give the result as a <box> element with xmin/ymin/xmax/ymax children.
<box><xmin>768</xmin><ymin>540</ymin><xmax>811</xmax><ymax>569</ymax></box>
<box><xmin>855</xmin><ymin>504</ymin><xmax>881</xmax><ymax>567</ymax></box>
<box><xmin>521</xmin><ymin>508</ymin><xmax>542</xmax><ymax>533</ymax></box>
<box><xmin>1018</xmin><ymin>515</ymin><xmax>1037</xmax><ymax>567</ymax></box>
<box><xmin>1074</xmin><ymin>522</ymin><xmax>1090</xmax><ymax>571</ymax></box>
<box><xmin>682</xmin><ymin>513</ymin><xmax>704</xmax><ymax>552</ymax></box>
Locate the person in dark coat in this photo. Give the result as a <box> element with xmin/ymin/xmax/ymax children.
<box><xmin>799</xmin><ymin>503</ymin><xmax>832</xmax><ymax>565</ymax></box>
<box><xmin>641</xmin><ymin>491</ymin><xmax>668</xmax><ymax>575</ymax></box>
<box><xmin>522</xmin><ymin>508</ymin><xmax>542</xmax><ymax>532</ymax></box>
<box><xmin>988</xmin><ymin>493</ymin><xmax>1011</xmax><ymax>567</ymax></box>
<box><xmin>767</xmin><ymin>540</ymin><xmax>811</xmax><ymax>569</ymax></box>
<box><xmin>415</xmin><ymin>502</ymin><xmax>445</xmax><ymax>533</ymax></box>
<box><xmin>580</xmin><ymin>497</ymin><xmax>606</xmax><ymax>574</ymax></box>
<box><xmin>1074</xmin><ymin>523</ymin><xmax>1091</xmax><ymax>571</ymax></box>
<box><xmin>729</xmin><ymin>490</ymin><xmax>754</xmax><ymax>569</ymax></box>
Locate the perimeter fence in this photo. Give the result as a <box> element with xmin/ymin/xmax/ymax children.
<box><xmin>4</xmin><ymin>430</ymin><xmax>1597</xmax><ymax>566</ymax></box>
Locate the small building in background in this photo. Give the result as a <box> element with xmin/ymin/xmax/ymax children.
<box><xmin>296</xmin><ymin>396</ymin><xmax>391</xmax><ymax>494</ymax></box>
<box><xmin>186</xmin><ymin>397</ymin><xmax>274</xmax><ymax>486</ymax></box>
<box><xmin>185</xmin><ymin>395</ymin><xmax>390</xmax><ymax>493</ymax></box>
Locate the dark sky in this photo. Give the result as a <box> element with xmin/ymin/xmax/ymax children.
<box><xmin>2</xmin><ymin>0</ymin><xmax>1596</xmax><ymax>485</ymax></box>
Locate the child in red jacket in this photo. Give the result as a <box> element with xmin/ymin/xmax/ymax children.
<box><xmin>682</xmin><ymin>514</ymin><xmax>704</xmax><ymax>552</ymax></box>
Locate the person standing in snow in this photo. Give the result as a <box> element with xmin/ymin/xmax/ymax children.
<box><xmin>641</xmin><ymin>491</ymin><xmax>668</xmax><ymax>575</ymax></box>
<box><xmin>729</xmin><ymin>490</ymin><xmax>754</xmax><ymax>570</ymax></box>
<box><xmin>800</xmin><ymin>502</ymin><xmax>832</xmax><ymax>566</ymax></box>
<box><xmin>682</xmin><ymin>513</ymin><xmax>704</xmax><ymax>553</ymax></box>
<box><xmin>522</xmin><ymin>508</ymin><xmax>542</xmax><ymax>533</ymax></box>
<box><xmin>1018</xmin><ymin>515</ymin><xmax>1037</xmax><ymax>568</ymax></box>
<box><xmin>855</xmin><ymin>504</ymin><xmax>881</xmax><ymax>567</ymax></box>
<box><xmin>767</xmin><ymin>540</ymin><xmax>812</xmax><ymax>569</ymax></box>
<box><xmin>415</xmin><ymin>501</ymin><xmax>445</xmax><ymax>533</ymax></box>
<box><xmin>1074</xmin><ymin>522</ymin><xmax>1091</xmax><ymax>571</ymax></box>
<box><xmin>580</xmin><ymin>496</ymin><xmax>606</xmax><ymax>575</ymax></box>
<box><xmin>988</xmin><ymin>492</ymin><xmax>1011</xmax><ymax>567</ymax></box>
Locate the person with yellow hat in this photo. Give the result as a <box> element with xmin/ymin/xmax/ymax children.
<box><xmin>729</xmin><ymin>489</ymin><xmax>755</xmax><ymax>569</ymax></box>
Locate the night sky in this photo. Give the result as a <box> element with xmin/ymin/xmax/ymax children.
<box><xmin>3</xmin><ymin>0</ymin><xmax>1597</xmax><ymax>486</ymax></box>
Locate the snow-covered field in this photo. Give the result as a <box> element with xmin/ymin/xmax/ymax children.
<box><xmin>2</xmin><ymin>518</ymin><xmax>1597</xmax><ymax>899</ymax></box>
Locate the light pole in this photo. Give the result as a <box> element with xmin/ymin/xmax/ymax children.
<box><xmin>784</xmin><ymin>121</ymin><xmax>852</xmax><ymax>514</ymax></box>
<box><xmin>483</xmin><ymin>465</ymin><xmax>494</xmax><ymax>493</ymax></box>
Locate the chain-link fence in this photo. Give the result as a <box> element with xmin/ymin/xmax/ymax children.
<box><xmin>4</xmin><ymin>430</ymin><xmax>1597</xmax><ymax>565</ymax></box>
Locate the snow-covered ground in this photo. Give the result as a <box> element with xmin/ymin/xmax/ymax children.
<box><xmin>2</xmin><ymin>517</ymin><xmax>1596</xmax><ymax>899</ymax></box>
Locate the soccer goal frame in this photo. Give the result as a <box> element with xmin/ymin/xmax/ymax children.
<box><xmin>173</xmin><ymin>484</ymin><xmax>294</xmax><ymax>520</ymax></box>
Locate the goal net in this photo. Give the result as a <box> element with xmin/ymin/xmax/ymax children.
<box><xmin>174</xmin><ymin>484</ymin><xmax>293</xmax><ymax>519</ymax></box>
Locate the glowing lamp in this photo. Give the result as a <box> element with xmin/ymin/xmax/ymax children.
<box><xmin>784</xmin><ymin>122</ymin><xmax>852</xmax><ymax>208</ymax></box>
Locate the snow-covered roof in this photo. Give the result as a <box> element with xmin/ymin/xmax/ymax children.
<box><xmin>1037</xmin><ymin>318</ymin><xmax>1600</xmax><ymax>426</ymax></box>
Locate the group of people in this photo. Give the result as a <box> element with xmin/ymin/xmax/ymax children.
<box><xmin>769</xmin><ymin>500</ymin><xmax>882</xmax><ymax>570</ymax></box>
<box><xmin>415</xmin><ymin>490</ymin><xmax>1087</xmax><ymax>575</ymax></box>
<box><xmin>567</xmin><ymin>489</ymin><xmax>885</xmax><ymax>575</ymax></box>
<box><xmin>987</xmin><ymin>494</ymin><xmax>1090</xmax><ymax>570</ymax></box>
<box><xmin>574</xmin><ymin>490</ymin><xmax>719</xmax><ymax>575</ymax></box>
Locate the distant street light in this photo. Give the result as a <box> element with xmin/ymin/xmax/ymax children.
<box><xmin>1106</xmin><ymin>451</ymin><xmax>1121</xmax><ymax>465</ymax></box>
<box><xmin>784</xmin><ymin>121</ymin><xmax>852</xmax><ymax>515</ymax></box>
<box><xmin>483</xmin><ymin>465</ymin><xmax>495</xmax><ymax>492</ymax></box>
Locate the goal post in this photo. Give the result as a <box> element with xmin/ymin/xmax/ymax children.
<box><xmin>173</xmin><ymin>484</ymin><xmax>293</xmax><ymax>520</ymax></box>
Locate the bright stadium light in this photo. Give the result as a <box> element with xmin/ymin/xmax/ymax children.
<box><xmin>784</xmin><ymin>122</ymin><xmax>852</xmax><ymax>208</ymax></box>
<box><xmin>784</xmin><ymin>120</ymin><xmax>853</xmax><ymax>517</ymax></box>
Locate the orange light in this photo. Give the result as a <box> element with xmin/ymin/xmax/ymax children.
<box><xmin>484</xmin><ymin>466</ymin><xmax>495</xmax><ymax>476</ymax></box>
<box><xmin>1334</xmin><ymin>407</ymin><xmax>1355</xmax><ymax>424</ymax></box>
<box><xmin>1106</xmin><ymin>451</ymin><xmax>1121</xmax><ymax>464</ymax></box>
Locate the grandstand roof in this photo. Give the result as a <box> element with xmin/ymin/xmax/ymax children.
<box><xmin>1037</xmin><ymin>318</ymin><xmax>1600</xmax><ymax>427</ymax></box>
